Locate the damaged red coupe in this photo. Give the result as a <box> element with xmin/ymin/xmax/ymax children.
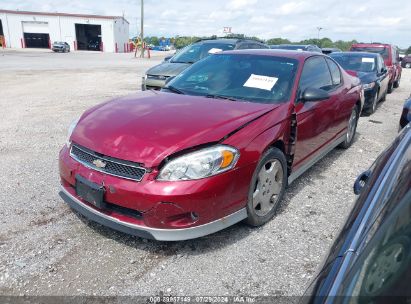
<box><xmin>59</xmin><ymin>50</ymin><xmax>363</xmax><ymax>241</ymax></box>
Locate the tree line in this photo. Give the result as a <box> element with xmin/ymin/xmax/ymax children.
<box><xmin>143</xmin><ymin>35</ymin><xmax>410</xmax><ymax>53</ymax></box>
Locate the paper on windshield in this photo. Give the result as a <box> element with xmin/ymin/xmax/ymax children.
<box><xmin>208</xmin><ymin>48</ymin><xmax>223</xmax><ymax>54</ymax></box>
<box><xmin>243</xmin><ymin>74</ymin><xmax>278</xmax><ymax>91</ymax></box>
<box><xmin>362</xmin><ymin>58</ymin><xmax>374</xmax><ymax>63</ymax></box>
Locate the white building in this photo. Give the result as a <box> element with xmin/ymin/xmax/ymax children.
<box><xmin>0</xmin><ymin>9</ymin><xmax>130</xmax><ymax>53</ymax></box>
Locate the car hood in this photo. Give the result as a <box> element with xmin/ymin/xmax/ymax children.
<box><xmin>357</xmin><ymin>71</ymin><xmax>377</xmax><ymax>84</ymax></box>
<box><xmin>146</xmin><ymin>62</ymin><xmax>191</xmax><ymax>77</ymax></box>
<box><xmin>71</xmin><ymin>91</ymin><xmax>277</xmax><ymax>168</ymax></box>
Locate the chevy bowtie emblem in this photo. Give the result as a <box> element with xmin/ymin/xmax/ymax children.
<box><xmin>93</xmin><ymin>159</ymin><xmax>107</xmax><ymax>168</ymax></box>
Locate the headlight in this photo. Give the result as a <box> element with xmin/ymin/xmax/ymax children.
<box><xmin>66</xmin><ymin>118</ymin><xmax>79</xmax><ymax>147</ymax></box>
<box><xmin>363</xmin><ymin>82</ymin><xmax>376</xmax><ymax>90</ymax></box>
<box><xmin>157</xmin><ymin>145</ymin><xmax>239</xmax><ymax>181</ymax></box>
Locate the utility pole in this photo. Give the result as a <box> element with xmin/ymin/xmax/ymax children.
<box><xmin>317</xmin><ymin>27</ymin><xmax>323</xmax><ymax>43</ymax></box>
<box><xmin>140</xmin><ymin>0</ymin><xmax>145</xmax><ymax>58</ymax></box>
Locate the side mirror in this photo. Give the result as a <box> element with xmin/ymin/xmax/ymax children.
<box><xmin>353</xmin><ymin>170</ymin><xmax>371</xmax><ymax>195</ymax></box>
<box><xmin>300</xmin><ymin>88</ymin><xmax>330</xmax><ymax>102</ymax></box>
<box><xmin>381</xmin><ymin>67</ymin><xmax>387</xmax><ymax>74</ymax></box>
<box><xmin>164</xmin><ymin>56</ymin><xmax>173</xmax><ymax>62</ymax></box>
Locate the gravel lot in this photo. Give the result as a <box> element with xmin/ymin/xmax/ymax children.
<box><xmin>0</xmin><ymin>48</ymin><xmax>409</xmax><ymax>297</ymax></box>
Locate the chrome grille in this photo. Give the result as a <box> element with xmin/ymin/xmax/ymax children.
<box><xmin>147</xmin><ymin>74</ymin><xmax>169</xmax><ymax>80</ymax></box>
<box><xmin>70</xmin><ymin>144</ymin><xmax>146</xmax><ymax>182</ymax></box>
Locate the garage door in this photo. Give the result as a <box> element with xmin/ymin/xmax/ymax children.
<box><xmin>22</xmin><ymin>22</ymin><xmax>50</xmax><ymax>48</ymax></box>
<box><xmin>22</xmin><ymin>21</ymin><xmax>49</xmax><ymax>34</ymax></box>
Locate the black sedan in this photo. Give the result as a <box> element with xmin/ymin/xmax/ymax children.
<box><xmin>304</xmin><ymin>124</ymin><xmax>411</xmax><ymax>303</ymax></box>
<box><xmin>400</xmin><ymin>96</ymin><xmax>411</xmax><ymax>130</ymax></box>
<box><xmin>330</xmin><ymin>52</ymin><xmax>389</xmax><ymax>115</ymax></box>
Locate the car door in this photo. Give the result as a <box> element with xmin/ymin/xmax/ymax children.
<box><xmin>377</xmin><ymin>55</ymin><xmax>389</xmax><ymax>96</ymax></box>
<box><xmin>292</xmin><ymin>56</ymin><xmax>340</xmax><ymax>170</ymax></box>
<box><xmin>335</xmin><ymin>131</ymin><xmax>411</xmax><ymax>298</ymax></box>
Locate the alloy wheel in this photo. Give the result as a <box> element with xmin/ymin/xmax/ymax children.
<box><xmin>252</xmin><ymin>159</ymin><xmax>283</xmax><ymax>217</ymax></box>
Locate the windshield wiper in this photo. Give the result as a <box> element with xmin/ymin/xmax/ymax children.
<box><xmin>205</xmin><ymin>94</ymin><xmax>238</xmax><ymax>101</ymax></box>
<box><xmin>163</xmin><ymin>85</ymin><xmax>185</xmax><ymax>95</ymax></box>
<box><xmin>170</xmin><ymin>61</ymin><xmax>195</xmax><ymax>64</ymax></box>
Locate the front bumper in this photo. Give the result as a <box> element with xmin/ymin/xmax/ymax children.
<box><xmin>59</xmin><ymin>145</ymin><xmax>254</xmax><ymax>240</ymax></box>
<box><xmin>141</xmin><ymin>75</ymin><xmax>167</xmax><ymax>91</ymax></box>
<box><xmin>59</xmin><ymin>186</ymin><xmax>247</xmax><ymax>241</ymax></box>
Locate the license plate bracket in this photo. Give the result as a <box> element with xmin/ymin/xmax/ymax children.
<box><xmin>75</xmin><ymin>174</ymin><xmax>106</xmax><ymax>209</ymax></box>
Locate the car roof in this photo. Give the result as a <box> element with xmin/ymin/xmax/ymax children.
<box><xmin>351</xmin><ymin>43</ymin><xmax>391</xmax><ymax>48</ymax></box>
<box><xmin>279</xmin><ymin>44</ymin><xmax>315</xmax><ymax>47</ymax></box>
<box><xmin>196</xmin><ymin>38</ymin><xmax>264</xmax><ymax>45</ymax></box>
<box><xmin>219</xmin><ymin>49</ymin><xmax>321</xmax><ymax>61</ymax></box>
<box><xmin>331</xmin><ymin>52</ymin><xmax>380</xmax><ymax>57</ymax></box>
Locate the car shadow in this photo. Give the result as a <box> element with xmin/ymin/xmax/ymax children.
<box><xmin>73</xmin><ymin>139</ymin><xmax>356</xmax><ymax>255</ymax></box>
<box><xmin>75</xmin><ymin>211</ymin><xmax>254</xmax><ymax>256</ymax></box>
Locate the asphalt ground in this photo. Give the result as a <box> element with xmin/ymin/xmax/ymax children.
<box><xmin>0</xmin><ymin>48</ymin><xmax>409</xmax><ymax>297</ymax></box>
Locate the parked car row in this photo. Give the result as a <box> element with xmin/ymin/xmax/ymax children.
<box><xmin>350</xmin><ymin>43</ymin><xmax>402</xmax><ymax>94</ymax></box>
<box><xmin>330</xmin><ymin>52</ymin><xmax>389</xmax><ymax>115</ymax></box>
<box><xmin>58</xmin><ymin>36</ymin><xmax>410</xmax><ymax>300</ymax></box>
<box><xmin>402</xmin><ymin>54</ymin><xmax>411</xmax><ymax>68</ymax></box>
<box><xmin>270</xmin><ymin>44</ymin><xmax>322</xmax><ymax>53</ymax></box>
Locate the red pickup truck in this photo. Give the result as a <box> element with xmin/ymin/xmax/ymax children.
<box><xmin>350</xmin><ymin>43</ymin><xmax>402</xmax><ymax>93</ymax></box>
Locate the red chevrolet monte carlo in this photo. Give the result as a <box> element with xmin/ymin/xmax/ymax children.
<box><xmin>59</xmin><ymin>50</ymin><xmax>363</xmax><ymax>241</ymax></box>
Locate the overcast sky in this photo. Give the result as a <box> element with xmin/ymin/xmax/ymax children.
<box><xmin>2</xmin><ymin>0</ymin><xmax>410</xmax><ymax>47</ymax></box>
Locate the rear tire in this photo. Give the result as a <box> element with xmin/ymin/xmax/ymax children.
<box><xmin>245</xmin><ymin>148</ymin><xmax>287</xmax><ymax>227</ymax></box>
<box><xmin>381</xmin><ymin>88</ymin><xmax>387</xmax><ymax>102</ymax></box>
<box><xmin>393</xmin><ymin>75</ymin><xmax>401</xmax><ymax>88</ymax></box>
<box><xmin>387</xmin><ymin>82</ymin><xmax>393</xmax><ymax>93</ymax></box>
<box><xmin>339</xmin><ymin>106</ymin><xmax>359</xmax><ymax>149</ymax></box>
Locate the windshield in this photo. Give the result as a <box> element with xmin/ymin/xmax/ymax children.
<box><xmin>166</xmin><ymin>54</ymin><xmax>298</xmax><ymax>104</ymax></box>
<box><xmin>332</xmin><ymin>55</ymin><xmax>377</xmax><ymax>73</ymax></box>
<box><xmin>171</xmin><ymin>42</ymin><xmax>235</xmax><ymax>64</ymax></box>
<box><xmin>351</xmin><ymin>47</ymin><xmax>389</xmax><ymax>60</ymax></box>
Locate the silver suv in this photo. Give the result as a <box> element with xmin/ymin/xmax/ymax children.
<box><xmin>142</xmin><ymin>38</ymin><xmax>269</xmax><ymax>90</ymax></box>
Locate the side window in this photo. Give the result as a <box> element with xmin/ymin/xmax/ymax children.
<box><xmin>236</xmin><ymin>43</ymin><xmax>249</xmax><ymax>50</ymax></box>
<box><xmin>299</xmin><ymin>57</ymin><xmax>333</xmax><ymax>92</ymax></box>
<box><xmin>377</xmin><ymin>56</ymin><xmax>381</xmax><ymax>71</ymax></box>
<box><xmin>392</xmin><ymin>47</ymin><xmax>397</xmax><ymax>64</ymax></box>
<box><xmin>379</xmin><ymin>56</ymin><xmax>385</xmax><ymax>72</ymax></box>
<box><xmin>326</xmin><ymin>58</ymin><xmax>342</xmax><ymax>86</ymax></box>
<box><xmin>249</xmin><ymin>43</ymin><xmax>261</xmax><ymax>49</ymax></box>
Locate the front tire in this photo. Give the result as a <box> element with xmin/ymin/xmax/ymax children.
<box><xmin>339</xmin><ymin>106</ymin><xmax>359</xmax><ymax>149</ymax></box>
<box><xmin>406</xmin><ymin>63</ymin><xmax>411</xmax><ymax>68</ymax></box>
<box><xmin>245</xmin><ymin>148</ymin><xmax>287</xmax><ymax>226</ymax></box>
<box><xmin>366</xmin><ymin>90</ymin><xmax>379</xmax><ymax>115</ymax></box>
